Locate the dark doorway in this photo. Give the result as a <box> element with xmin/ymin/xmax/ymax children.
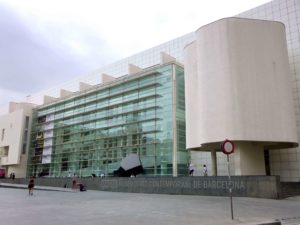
<box><xmin>264</xmin><ymin>149</ymin><xmax>271</xmax><ymax>175</ymax></box>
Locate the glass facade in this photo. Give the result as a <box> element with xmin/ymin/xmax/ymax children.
<box><xmin>27</xmin><ymin>63</ymin><xmax>187</xmax><ymax>177</ymax></box>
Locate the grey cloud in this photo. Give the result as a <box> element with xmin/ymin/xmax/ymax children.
<box><xmin>0</xmin><ymin>4</ymin><xmax>118</xmax><ymax>100</ymax></box>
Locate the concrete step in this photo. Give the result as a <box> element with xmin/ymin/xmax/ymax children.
<box><xmin>280</xmin><ymin>182</ymin><xmax>300</xmax><ymax>198</ymax></box>
<box><xmin>280</xmin><ymin>217</ymin><xmax>300</xmax><ymax>225</ymax></box>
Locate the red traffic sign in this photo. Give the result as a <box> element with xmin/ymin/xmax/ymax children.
<box><xmin>221</xmin><ymin>139</ymin><xmax>234</xmax><ymax>155</ymax></box>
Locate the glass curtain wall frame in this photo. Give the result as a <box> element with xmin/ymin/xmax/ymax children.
<box><xmin>27</xmin><ymin>63</ymin><xmax>187</xmax><ymax>177</ymax></box>
<box><xmin>174</xmin><ymin>65</ymin><xmax>188</xmax><ymax>175</ymax></box>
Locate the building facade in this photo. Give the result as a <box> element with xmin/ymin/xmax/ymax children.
<box><xmin>185</xmin><ymin>17</ymin><xmax>297</xmax><ymax>176</ymax></box>
<box><xmin>191</xmin><ymin>0</ymin><xmax>300</xmax><ymax>182</ymax></box>
<box><xmin>0</xmin><ymin>102</ymin><xmax>35</xmax><ymax>178</ymax></box>
<box><xmin>2</xmin><ymin>0</ymin><xmax>300</xmax><ymax>182</ymax></box>
<box><xmin>27</xmin><ymin>61</ymin><xmax>187</xmax><ymax>177</ymax></box>
<box><xmin>236</xmin><ymin>0</ymin><xmax>300</xmax><ymax>182</ymax></box>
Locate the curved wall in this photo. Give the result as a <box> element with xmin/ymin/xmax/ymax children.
<box><xmin>184</xmin><ymin>42</ymin><xmax>199</xmax><ymax>149</ymax></box>
<box><xmin>184</xmin><ymin>18</ymin><xmax>297</xmax><ymax>149</ymax></box>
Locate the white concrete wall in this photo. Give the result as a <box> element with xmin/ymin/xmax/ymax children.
<box><xmin>0</xmin><ymin>103</ymin><xmax>34</xmax><ymax>178</ymax></box>
<box><xmin>184</xmin><ymin>18</ymin><xmax>297</xmax><ymax>149</ymax></box>
<box><xmin>183</xmin><ymin>42</ymin><xmax>200</xmax><ymax>150</ymax></box>
<box><xmin>0</xmin><ymin>110</ymin><xmax>24</xmax><ymax>165</ymax></box>
<box><xmin>234</xmin><ymin>142</ymin><xmax>265</xmax><ymax>175</ymax></box>
<box><xmin>236</xmin><ymin>0</ymin><xmax>300</xmax><ymax>183</ymax></box>
<box><xmin>190</xmin><ymin>151</ymin><xmax>236</xmax><ymax>176</ymax></box>
<box><xmin>185</xmin><ymin>17</ymin><xmax>298</xmax><ymax>176</ymax></box>
<box><xmin>8</xmin><ymin>154</ymin><xmax>29</xmax><ymax>178</ymax></box>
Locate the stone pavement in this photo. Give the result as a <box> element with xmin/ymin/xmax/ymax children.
<box><xmin>0</xmin><ymin>184</ymin><xmax>299</xmax><ymax>225</ymax></box>
<box><xmin>0</xmin><ymin>182</ymin><xmax>72</xmax><ymax>192</ymax></box>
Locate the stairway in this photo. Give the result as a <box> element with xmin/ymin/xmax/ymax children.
<box><xmin>280</xmin><ymin>182</ymin><xmax>300</xmax><ymax>198</ymax></box>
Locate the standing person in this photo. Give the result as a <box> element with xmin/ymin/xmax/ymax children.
<box><xmin>28</xmin><ymin>177</ymin><xmax>35</xmax><ymax>196</ymax></box>
<box><xmin>72</xmin><ymin>178</ymin><xmax>76</xmax><ymax>190</ymax></box>
<box><xmin>203</xmin><ymin>164</ymin><xmax>208</xmax><ymax>176</ymax></box>
<box><xmin>189</xmin><ymin>163</ymin><xmax>195</xmax><ymax>176</ymax></box>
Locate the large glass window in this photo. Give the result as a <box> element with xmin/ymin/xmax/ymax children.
<box><xmin>27</xmin><ymin>64</ymin><xmax>187</xmax><ymax>177</ymax></box>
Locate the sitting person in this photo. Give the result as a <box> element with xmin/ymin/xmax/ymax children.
<box><xmin>79</xmin><ymin>183</ymin><xmax>86</xmax><ymax>192</ymax></box>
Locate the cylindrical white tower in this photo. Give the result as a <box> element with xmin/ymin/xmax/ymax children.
<box><xmin>184</xmin><ymin>18</ymin><xmax>298</xmax><ymax>175</ymax></box>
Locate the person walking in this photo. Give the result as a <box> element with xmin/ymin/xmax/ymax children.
<box><xmin>203</xmin><ymin>164</ymin><xmax>208</xmax><ymax>176</ymax></box>
<box><xmin>28</xmin><ymin>177</ymin><xmax>35</xmax><ymax>196</ymax></box>
<box><xmin>189</xmin><ymin>163</ymin><xmax>195</xmax><ymax>176</ymax></box>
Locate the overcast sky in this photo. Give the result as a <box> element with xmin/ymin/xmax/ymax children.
<box><xmin>0</xmin><ymin>0</ymin><xmax>270</xmax><ymax>109</ymax></box>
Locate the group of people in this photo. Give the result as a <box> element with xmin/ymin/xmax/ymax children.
<box><xmin>9</xmin><ymin>172</ymin><xmax>15</xmax><ymax>180</ymax></box>
<box><xmin>26</xmin><ymin>165</ymin><xmax>206</xmax><ymax>196</ymax></box>
<box><xmin>188</xmin><ymin>163</ymin><xmax>208</xmax><ymax>176</ymax></box>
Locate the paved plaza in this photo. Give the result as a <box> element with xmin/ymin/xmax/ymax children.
<box><xmin>0</xmin><ymin>186</ymin><xmax>300</xmax><ymax>225</ymax></box>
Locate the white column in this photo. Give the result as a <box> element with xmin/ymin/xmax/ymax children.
<box><xmin>234</xmin><ymin>142</ymin><xmax>266</xmax><ymax>175</ymax></box>
<box><xmin>211</xmin><ymin>149</ymin><xmax>217</xmax><ymax>176</ymax></box>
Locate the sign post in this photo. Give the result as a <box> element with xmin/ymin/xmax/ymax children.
<box><xmin>221</xmin><ymin>139</ymin><xmax>235</xmax><ymax>220</ymax></box>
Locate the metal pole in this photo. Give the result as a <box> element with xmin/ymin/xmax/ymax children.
<box><xmin>227</xmin><ymin>155</ymin><xmax>234</xmax><ymax>220</ymax></box>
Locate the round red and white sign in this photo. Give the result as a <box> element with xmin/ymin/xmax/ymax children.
<box><xmin>221</xmin><ymin>139</ymin><xmax>234</xmax><ymax>155</ymax></box>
